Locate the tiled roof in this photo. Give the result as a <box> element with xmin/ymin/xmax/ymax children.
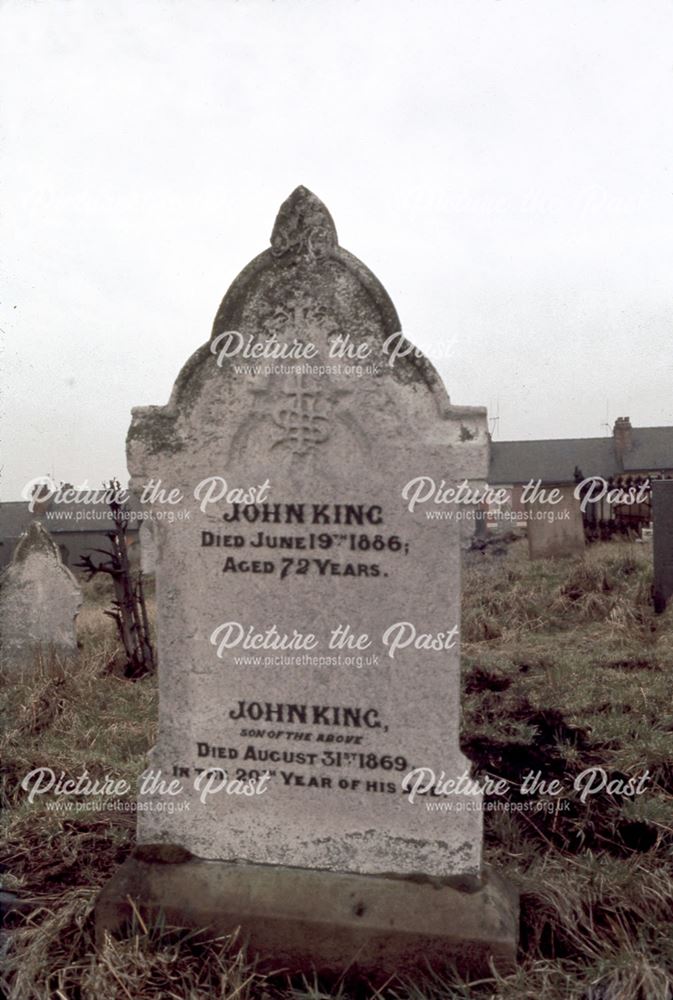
<box><xmin>0</xmin><ymin>503</ymin><xmax>33</xmax><ymax>540</ymax></box>
<box><xmin>0</xmin><ymin>500</ymin><xmax>143</xmax><ymax>538</ymax></box>
<box><xmin>623</xmin><ymin>427</ymin><xmax>673</xmax><ymax>472</ymax></box>
<box><xmin>489</xmin><ymin>437</ymin><xmax>620</xmax><ymax>485</ymax></box>
<box><xmin>490</xmin><ymin>426</ymin><xmax>673</xmax><ymax>485</ymax></box>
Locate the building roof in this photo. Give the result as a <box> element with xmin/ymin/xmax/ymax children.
<box><xmin>0</xmin><ymin>500</ymin><xmax>143</xmax><ymax>538</ymax></box>
<box><xmin>490</xmin><ymin>425</ymin><xmax>673</xmax><ymax>485</ymax></box>
<box><xmin>490</xmin><ymin>437</ymin><xmax>619</xmax><ymax>485</ymax></box>
<box><xmin>0</xmin><ymin>502</ymin><xmax>33</xmax><ymax>540</ymax></box>
<box><xmin>624</xmin><ymin>427</ymin><xmax>673</xmax><ymax>472</ymax></box>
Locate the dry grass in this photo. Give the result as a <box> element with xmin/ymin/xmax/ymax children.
<box><xmin>1</xmin><ymin>542</ymin><xmax>672</xmax><ymax>999</ymax></box>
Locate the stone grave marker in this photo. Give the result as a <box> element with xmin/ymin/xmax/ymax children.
<box><xmin>527</xmin><ymin>492</ymin><xmax>585</xmax><ymax>559</ymax></box>
<box><xmin>98</xmin><ymin>187</ymin><xmax>518</xmax><ymax>979</ymax></box>
<box><xmin>0</xmin><ymin>520</ymin><xmax>82</xmax><ymax>670</ymax></box>
<box><xmin>652</xmin><ymin>479</ymin><xmax>673</xmax><ymax>612</ymax></box>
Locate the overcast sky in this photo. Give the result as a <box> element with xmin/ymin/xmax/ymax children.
<box><xmin>1</xmin><ymin>0</ymin><xmax>672</xmax><ymax>499</ymax></box>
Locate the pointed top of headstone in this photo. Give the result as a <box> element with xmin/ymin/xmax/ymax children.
<box><xmin>12</xmin><ymin>519</ymin><xmax>62</xmax><ymax>565</ymax></box>
<box><xmin>270</xmin><ymin>186</ymin><xmax>338</xmax><ymax>262</ymax></box>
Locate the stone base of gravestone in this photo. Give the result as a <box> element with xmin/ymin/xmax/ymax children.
<box><xmin>96</xmin><ymin>847</ymin><xmax>519</xmax><ymax>982</ymax></box>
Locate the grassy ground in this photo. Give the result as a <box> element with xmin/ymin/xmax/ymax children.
<box><xmin>1</xmin><ymin>540</ymin><xmax>672</xmax><ymax>999</ymax></box>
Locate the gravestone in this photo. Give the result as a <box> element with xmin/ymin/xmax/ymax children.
<box><xmin>527</xmin><ymin>492</ymin><xmax>585</xmax><ymax>559</ymax></box>
<box><xmin>652</xmin><ymin>480</ymin><xmax>673</xmax><ymax>612</ymax></box>
<box><xmin>0</xmin><ymin>520</ymin><xmax>82</xmax><ymax>670</ymax></box>
<box><xmin>98</xmin><ymin>187</ymin><xmax>517</xmax><ymax>979</ymax></box>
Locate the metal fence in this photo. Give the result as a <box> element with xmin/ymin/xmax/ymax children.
<box><xmin>574</xmin><ymin>470</ymin><xmax>654</xmax><ymax>543</ymax></box>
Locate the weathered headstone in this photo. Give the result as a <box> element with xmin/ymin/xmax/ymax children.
<box><xmin>98</xmin><ymin>187</ymin><xmax>517</xmax><ymax>979</ymax></box>
<box><xmin>527</xmin><ymin>492</ymin><xmax>585</xmax><ymax>559</ymax></box>
<box><xmin>652</xmin><ymin>480</ymin><xmax>673</xmax><ymax>613</ymax></box>
<box><xmin>0</xmin><ymin>520</ymin><xmax>82</xmax><ymax>669</ymax></box>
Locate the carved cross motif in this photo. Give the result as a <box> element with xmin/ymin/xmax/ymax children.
<box><xmin>270</xmin><ymin>375</ymin><xmax>330</xmax><ymax>456</ymax></box>
<box><xmin>228</xmin><ymin>373</ymin><xmax>367</xmax><ymax>464</ymax></box>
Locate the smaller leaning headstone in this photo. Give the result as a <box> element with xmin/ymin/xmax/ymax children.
<box><xmin>0</xmin><ymin>521</ymin><xmax>82</xmax><ymax>670</ymax></box>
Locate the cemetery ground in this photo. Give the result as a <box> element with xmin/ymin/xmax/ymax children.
<box><xmin>1</xmin><ymin>540</ymin><xmax>672</xmax><ymax>1000</ymax></box>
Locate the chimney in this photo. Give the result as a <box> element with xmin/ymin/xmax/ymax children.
<box><xmin>613</xmin><ymin>417</ymin><xmax>633</xmax><ymax>465</ymax></box>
